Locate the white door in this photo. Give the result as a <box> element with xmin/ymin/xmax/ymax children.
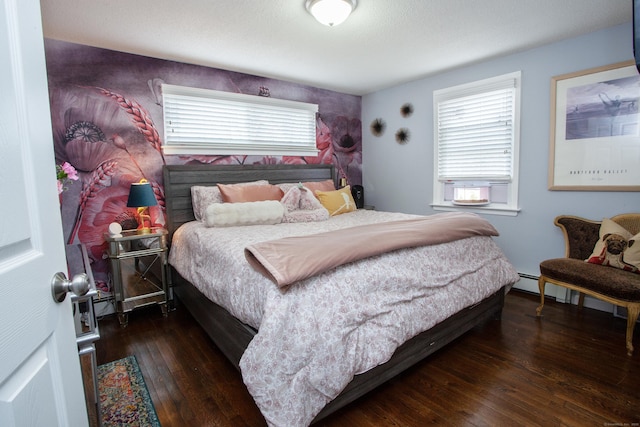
<box><xmin>0</xmin><ymin>0</ymin><xmax>88</xmax><ymax>426</ymax></box>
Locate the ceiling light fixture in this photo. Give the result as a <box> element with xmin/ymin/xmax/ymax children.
<box><xmin>305</xmin><ymin>0</ymin><xmax>357</xmax><ymax>27</ymax></box>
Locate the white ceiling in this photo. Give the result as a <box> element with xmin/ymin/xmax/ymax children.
<box><xmin>40</xmin><ymin>0</ymin><xmax>632</xmax><ymax>96</ymax></box>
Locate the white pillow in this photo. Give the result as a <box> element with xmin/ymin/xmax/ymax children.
<box><xmin>204</xmin><ymin>200</ymin><xmax>284</xmax><ymax>227</ymax></box>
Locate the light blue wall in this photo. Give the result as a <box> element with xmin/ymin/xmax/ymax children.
<box><xmin>362</xmin><ymin>23</ymin><xmax>640</xmax><ymax>279</ymax></box>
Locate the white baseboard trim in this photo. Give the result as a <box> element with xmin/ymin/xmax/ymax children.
<box><xmin>513</xmin><ymin>274</ymin><xmax>570</xmax><ymax>302</ymax></box>
<box><xmin>568</xmin><ymin>291</ymin><xmax>614</xmax><ymax>314</ymax></box>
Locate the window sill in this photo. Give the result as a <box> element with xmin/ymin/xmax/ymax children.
<box><xmin>431</xmin><ymin>202</ymin><xmax>520</xmax><ymax>217</ymax></box>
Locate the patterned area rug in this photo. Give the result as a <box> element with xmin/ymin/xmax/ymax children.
<box><xmin>98</xmin><ymin>356</ymin><xmax>161</xmax><ymax>427</ymax></box>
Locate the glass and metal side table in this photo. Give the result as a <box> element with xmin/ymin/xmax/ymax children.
<box><xmin>104</xmin><ymin>227</ymin><xmax>169</xmax><ymax>327</ymax></box>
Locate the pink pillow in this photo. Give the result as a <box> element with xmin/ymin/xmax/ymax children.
<box><xmin>218</xmin><ymin>183</ymin><xmax>284</xmax><ymax>203</ymax></box>
<box><xmin>304</xmin><ymin>179</ymin><xmax>336</xmax><ymax>194</ymax></box>
<box><xmin>278</xmin><ymin>179</ymin><xmax>335</xmax><ymax>194</ymax></box>
<box><xmin>191</xmin><ymin>180</ymin><xmax>267</xmax><ymax>221</ymax></box>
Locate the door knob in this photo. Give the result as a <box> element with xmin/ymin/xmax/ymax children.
<box><xmin>51</xmin><ymin>272</ymin><xmax>90</xmax><ymax>303</ymax></box>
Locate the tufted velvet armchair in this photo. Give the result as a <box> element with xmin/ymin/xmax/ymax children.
<box><xmin>537</xmin><ymin>214</ymin><xmax>640</xmax><ymax>356</ymax></box>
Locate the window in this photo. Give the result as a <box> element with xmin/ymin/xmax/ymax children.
<box><xmin>162</xmin><ymin>84</ymin><xmax>318</xmax><ymax>156</ymax></box>
<box><xmin>432</xmin><ymin>71</ymin><xmax>521</xmax><ymax>215</ymax></box>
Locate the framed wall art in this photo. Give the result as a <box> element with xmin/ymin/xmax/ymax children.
<box><xmin>549</xmin><ymin>60</ymin><xmax>640</xmax><ymax>191</ymax></box>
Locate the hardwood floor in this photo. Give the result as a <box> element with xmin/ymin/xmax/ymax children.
<box><xmin>88</xmin><ymin>290</ymin><xmax>640</xmax><ymax>426</ymax></box>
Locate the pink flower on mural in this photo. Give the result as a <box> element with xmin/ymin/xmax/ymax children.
<box><xmin>283</xmin><ymin>117</ymin><xmax>334</xmax><ymax>165</ymax></box>
<box><xmin>314</xmin><ymin>117</ymin><xmax>334</xmax><ymax>163</ymax></box>
<box><xmin>331</xmin><ymin>116</ymin><xmax>362</xmax><ymax>185</ymax></box>
<box><xmin>332</xmin><ymin>116</ymin><xmax>361</xmax><ymax>153</ymax></box>
<box><xmin>60</xmin><ymin>161</ymin><xmax>79</xmax><ymax>179</ymax></box>
<box><xmin>78</xmin><ymin>188</ymin><xmax>132</xmax><ymax>293</ymax></box>
<box><xmin>67</xmin><ymin>160</ymin><xmax>118</xmax><ymax>244</ymax></box>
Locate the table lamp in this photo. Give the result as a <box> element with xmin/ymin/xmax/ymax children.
<box><xmin>126</xmin><ymin>179</ymin><xmax>157</xmax><ymax>234</ymax></box>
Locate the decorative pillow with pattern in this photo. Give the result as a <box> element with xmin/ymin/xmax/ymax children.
<box><xmin>280</xmin><ymin>185</ymin><xmax>329</xmax><ymax>223</ymax></box>
<box><xmin>191</xmin><ymin>180</ymin><xmax>268</xmax><ymax>221</ymax></box>
<box><xmin>586</xmin><ymin>218</ymin><xmax>639</xmax><ymax>273</ymax></box>
<box><xmin>315</xmin><ymin>186</ymin><xmax>357</xmax><ymax>216</ymax></box>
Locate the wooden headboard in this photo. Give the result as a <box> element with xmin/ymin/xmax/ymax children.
<box><xmin>162</xmin><ymin>163</ymin><xmax>335</xmax><ymax>240</ymax></box>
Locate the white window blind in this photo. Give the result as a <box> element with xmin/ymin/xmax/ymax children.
<box><xmin>162</xmin><ymin>84</ymin><xmax>319</xmax><ymax>156</ymax></box>
<box><xmin>435</xmin><ymin>73</ymin><xmax>518</xmax><ymax>181</ymax></box>
<box><xmin>432</xmin><ymin>71</ymin><xmax>521</xmax><ymax>215</ymax></box>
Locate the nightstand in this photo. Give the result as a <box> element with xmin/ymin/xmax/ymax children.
<box><xmin>105</xmin><ymin>227</ymin><xmax>169</xmax><ymax>327</ymax></box>
<box><xmin>65</xmin><ymin>244</ymin><xmax>100</xmax><ymax>425</ymax></box>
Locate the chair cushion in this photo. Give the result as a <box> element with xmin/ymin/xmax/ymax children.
<box><xmin>540</xmin><ymin>258</ymin><xmax>640</xmax><ymax>301</ymax></box>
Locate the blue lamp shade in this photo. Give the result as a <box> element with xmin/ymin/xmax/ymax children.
<box><xmin>126</xmin><ymin>180</ymin><xmax>158</xmax><ymax>208</ymax></box>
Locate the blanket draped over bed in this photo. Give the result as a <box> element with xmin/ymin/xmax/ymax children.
<box><xmin>168</xmin><ymin>210</ymin><xmax>520</xmax><ymax>427</ymax></box>
<box><xmin>245</xmin><ymin>212</ymin><xmax>499</xmax><ymax>287</ymax></box>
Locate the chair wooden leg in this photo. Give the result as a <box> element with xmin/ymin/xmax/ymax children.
<box><xmin>578</xmin><ymin>292</ymin><xmax>585</xmax><ymax>309</ymax></box>
<box><xmin>625</xmin><ymin>305</ymin><xmax>639</xmax><ymax>356</ymax></box>
<box><xmin>536</xmin><ymin>276</ymin><xmax>546</xmax><ymax>316</ymax></box>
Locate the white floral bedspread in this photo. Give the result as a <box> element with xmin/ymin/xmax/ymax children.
<box><xmin>169</xmin><ymin>210</ymin><xmax>519</xmax><ymax>426</ymax></box>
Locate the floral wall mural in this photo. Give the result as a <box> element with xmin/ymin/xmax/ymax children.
<box><xmin>44</xmin><ymin>39</ymin><xmax>362</xmax><ymax>295</ymax></box>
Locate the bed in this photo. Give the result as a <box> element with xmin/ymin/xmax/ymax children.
<box><xmin>162</xmin><ymin>163</ymin><xmax>519</xmax><ymax>426</ymax></box>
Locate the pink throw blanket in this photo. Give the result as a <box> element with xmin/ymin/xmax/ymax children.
<box><xmin>245</xmin><ymin>212</ymin><xmax>499</xmax><ymax>287</ymax></box>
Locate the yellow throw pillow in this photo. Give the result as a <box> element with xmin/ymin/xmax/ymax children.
<box><xmin>315</xmin><ymin>186</ymin><xmax>357</xmax><ymax>216</ymax></box>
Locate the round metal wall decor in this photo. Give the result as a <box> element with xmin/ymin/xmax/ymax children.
<box><xmin>395</xmin><ymin>128</ymin><xmax>410</xmax><ymax>144</ymax></box>
<box><xmin>400</xmin><ymin>103</ymin><xmax>414</xmax><ymax>118</ymax></box>
<box><xmin>370</xmin><ymin>118</ymin><xmax>386</xmax><ymax>136</ymax></box>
